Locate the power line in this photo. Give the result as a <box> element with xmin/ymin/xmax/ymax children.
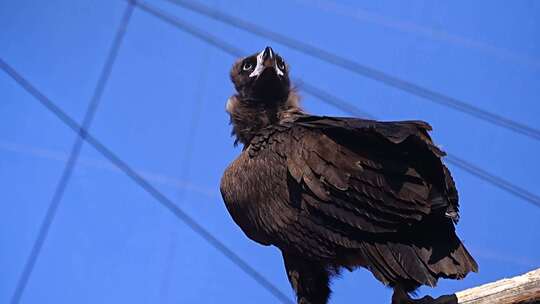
<box><xmin>302</xmin><ymin>86</ymin><xmax>540</xmax><ymax>209</ymax></box>
<box><xmin>291</xmin><ymin>0</ymin><xmax>540</xmax><ymax>69</ymax></box>
<box><xmin>163</xmin><ymin>0</ymin><xmax>540</xmax><ymax>142</ymax></box>
<box><xmin>444</xmin><ymin>155</ymin><xmax>540</xmax><ymax>208</ymax></box>
<box><xmin>0</xmin><ymin>59</ymin><xmax>294</xmax><ymax>304</ymax></box>
<box><xmin>10</xmin><ymin>3</ymin><xmax>134</xmax><ymax>303</ymax></box>
<box><xmin>136</xmin><ymin>1</ymin><xmax>373</xmax><ymax>120</ymax></box>
<box><xmin>134</xmin><ymin>0</ymin><xmax>540</xmax><ymax>209</ymax></box>
<box><xmin>295</xmin><ymin>79</ymin><xmax>375</xmax><ymax>119</ymax></box>
<box><xmin>136</xmin><ymin>0</ymin><xmax>242</xmax><ymax>56</ymax></box>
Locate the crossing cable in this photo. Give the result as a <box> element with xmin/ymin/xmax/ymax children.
<box><xmin>291</xmin><ymin>0</ymin><xmax>540</xmax><ymax>70</ymax></box>
<box><xmin>135</xmin><ymin>0</ymin><xmax>372</xmax><ymax>119</ymax></box>
<box><xmin>9</xmin><ymin>3</ymin><xmax>134</xmax><ymax>304</ymax></box>
<box><xmin>134</xmin><ymin>0</ymin><xmax>540</xmax><ymax>209</ymax></box>
<box><xmin>159</xmin><ymin>40</ymin><xmax>212</xmax><ymax>303</ymax></box>
<box><xmin>163</xmin><ymin>0</ymin><xmax>540</xmax><ymax>142</ymax></box>
<box><xmin>0</xmin><ymin>58</ymin><xmax>294</xmax><ymax>304</ymax></box>
<box><xmin>291</xmin><ymin>84</ymin><xmax>540</xmax><ymax>208</ymax></box>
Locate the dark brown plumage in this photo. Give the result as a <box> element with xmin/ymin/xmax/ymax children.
<box><xmin>221</xmin><ymin>47</ymin><xmax>478</xmax><ymax>304</ymax></box>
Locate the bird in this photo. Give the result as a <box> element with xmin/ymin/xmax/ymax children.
<box><xmin>220</xmin><ymin>46</ymin><xmax>478</xmax><ymax>304</ymax></box>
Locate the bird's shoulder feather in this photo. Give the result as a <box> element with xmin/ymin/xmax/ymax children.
<box><xmin>249</xmin><ymin>115</ymin><xmax>459</xmax><ymax>234</ymax></box>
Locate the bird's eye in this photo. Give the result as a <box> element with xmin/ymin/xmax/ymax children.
<box><xmin>242</xmin><ymin>62</ymin><xmax>253</xmax><ymax>71</ymax></box>
<box><xmin>277</xmin><ymin>60</ymin><xmax>286</xmax><ymax>71</ymax></box>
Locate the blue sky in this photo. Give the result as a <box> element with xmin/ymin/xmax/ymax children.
<box><xmin>1</xmin><ymin>0</ymin><xmax>539</xmax><ymax>303</ymax></box>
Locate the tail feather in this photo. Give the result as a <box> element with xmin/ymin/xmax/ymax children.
<box><xmin>358</xmin><ymin>226</ymin><xmax>477</xmax><ymax>288</ymax></box>
<box><xmin>424</xmin><ymin>241</ymin><xmax>478</xmax><ymax>280</ymax></box>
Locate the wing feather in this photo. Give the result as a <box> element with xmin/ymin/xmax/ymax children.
<box><xmin>229</xmin><ymin>114</ymin><xmax>476</xmax><ymax>286</ymax></box>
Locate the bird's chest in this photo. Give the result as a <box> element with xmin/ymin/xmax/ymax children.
<box><xmin>220</xmin><ymin>149</ymin><xmax>288</xmax><ymax>245</ymax></box>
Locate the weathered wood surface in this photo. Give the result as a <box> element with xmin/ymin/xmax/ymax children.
<box><xmin>456</xmin><ymin>268</ymin><xmax>540</xmax><ymax>304</ymax></box>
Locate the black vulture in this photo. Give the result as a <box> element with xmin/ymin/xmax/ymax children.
<box><xmin>220</xmin><ymin>46</ymin><xmax>478</xmax><ymax>304</ymax></box>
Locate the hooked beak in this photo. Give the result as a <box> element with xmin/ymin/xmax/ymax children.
<box><xmin>249</xmin><ymin>46</ymin><xmax>284</xmax><ymax>78</ymax></box>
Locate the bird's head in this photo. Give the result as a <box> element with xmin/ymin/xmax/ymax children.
<box><xmin>227</xmin><ymin>47</ymin><xmax>301</xmax><ymax>146</ymax></box>
<box><xmin>230</xmin><ymin>46</ymin><xmax>290</xmax><ymax>102</ymax></box>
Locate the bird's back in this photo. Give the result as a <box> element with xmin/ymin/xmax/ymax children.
<box><xmin>221</xmin><ymin>115</ymin><xmax>478</xmax><ymax>289</ymax></box>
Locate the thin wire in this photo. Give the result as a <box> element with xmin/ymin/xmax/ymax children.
<box><xmin>295</xmin><ymin>80</ymin><xmax>375</xmax><ymax>119</ymax></box>
<box><xmin>0</xmin><ymin>59</ymin><xmax>294</xmax><ymax>304</ymax></box>
<box><xmin>134</xmin><ymin>1</ymin><xmax>540</xmax><ymax>209</ymax></box>
<box><xmin>291</xmin><ymin>0</ymin><xmax>540</xmax><ymax>69</ymax></box>
<box><xmin>444</xmin><ymin>155</ymin><xmax>540</xmax><ymax>207</ymax></box>
<box><xmin>9</xmin><ymin>3</ymin><xmax>134</xmax><ymax>303</ymax></box>
<box><xmin>136</xmin><ymin>1</ymin><xmax>373</xmax><ymax>119</ymax></box>
<box><xmin>136</xmin><ymin>0</ymin><xmax>243</xmax><ymax>56</ymax></box>
<box><xmin>159</xmin><ymin>37</ymin><xmax>212</xmax><ymax>302</ymax></box>
<box><xmin>163</xmin><ymin>0</ymin><xmax>540</xmax><ymax>142</ymax></box>
<box><xmin>303</xmin><ymin>87</ymin><xmax>540</xmax><ymax>208</ymax></box>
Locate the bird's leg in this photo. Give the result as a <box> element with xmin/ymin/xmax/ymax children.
<box><xmin>282</xmin><ymin>251</ymin><xmax>331</xmax><ymax>304</ymax></box>
<box><xmin>392</xmin><ymin>286</ymin><xmax>458</xmax><ymax>304</ymax></box>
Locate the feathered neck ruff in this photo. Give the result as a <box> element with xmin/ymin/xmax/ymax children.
<box><xmin>226</xmin><ymin>90</ymin><xmax>303</xmax><ymax>146</ymax></box>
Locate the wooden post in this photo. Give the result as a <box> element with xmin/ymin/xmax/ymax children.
<box><xmin>455</xmin><ymin>268</ymin><xmax>540</xmax><ymax>304</ymax></box>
